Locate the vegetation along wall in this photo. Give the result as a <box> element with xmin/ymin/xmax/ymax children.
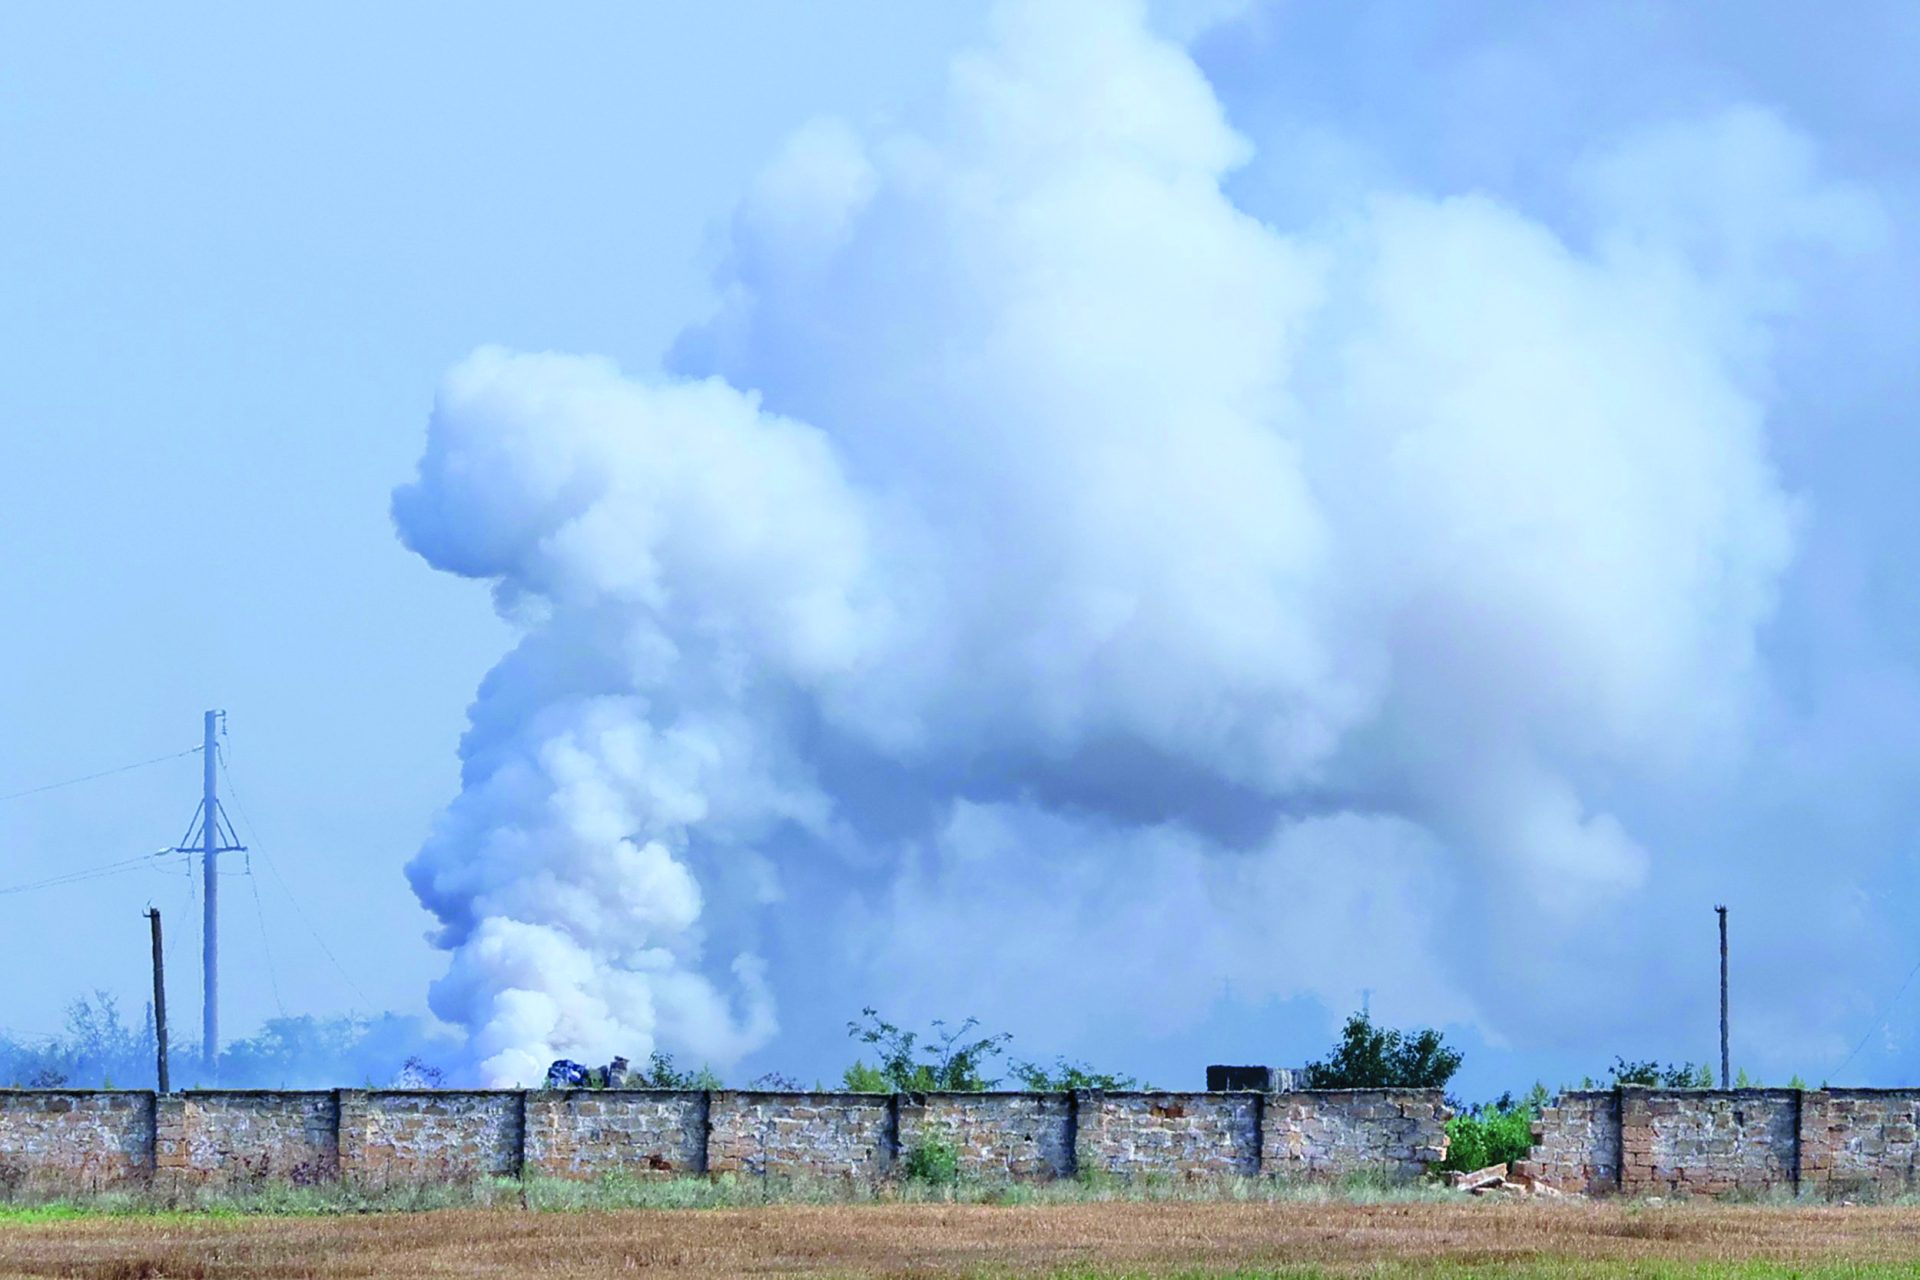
<box><xmin>0</xmin><ymin>1088</ymin><xmax>1446</xmax><ymax>1190</ymax></box>
<box><xmin>1520</xmin><ymin>1087</ymin><xmax>1920</xmax><ymax>1198</ymax></box>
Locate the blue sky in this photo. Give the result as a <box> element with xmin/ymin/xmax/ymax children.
<box><xmin>3</xmin><ymin>1</ymin><xmax>1917</xmax><ymax>1098</ymax></box>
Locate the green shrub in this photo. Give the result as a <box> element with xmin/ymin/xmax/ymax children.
<box><xmin>903</xmin><ymin>1137</ymin><xmax>960</xmax><ymax>1186</ymax></box>
<box><xmin>630</xmin><ymin>1051</ymin><xmax>722</xmax><ymax>1090</ymax></box>
<box><xmin>841</xmin><ymin>1060</ymin><xmax>891</xmax><ymax>1092</ymax></box>
<box><xmin>1009</xmin><ymin>1057</ymin><xmax>1141</xmax><ymax>1091</ymax></box>
<box><xmin>1441</xmin><ymin>1104</ymin><xmax>1536</xmax><ymax>1173</ymax></box>
<box><xmin>1608</xmin><ymin>1057</ymin><xmax>1713</xmax><ymax>1088</ymax></box>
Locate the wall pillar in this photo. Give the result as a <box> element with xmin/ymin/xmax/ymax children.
<box><xmin>1618</xmin><ymin>1087</ymin><xmax>1653</xmax><ymax>1195</ymax></box>
<box><xmin>335</xmin><ymin>1089</ymin><xmax>371</xmax><ymax>1183</ymax></box>
<box><xmin>1251</xmin><ymin>1091</ymin><xmax>1267</xmax><ymax>1178</ymax></box>
<box><xmin>152</xmin><ymin>1094</ymin><xmax>190</xmax><ymax>1183</ymax></box>
<box><xmin>518</xmin><ymin>1090</ymin><xmax>546</xmax><ymax>1178</ymax></box>
<box><xmin>1798</xmin><ymin>1090</ymin><xmax>1831</xmax><ymax>1195</ymax></box>
<box><xmin>1070</xmin><ymin>1090</ymin><xmax>1103</xmax><ymax>1178</ymax></box>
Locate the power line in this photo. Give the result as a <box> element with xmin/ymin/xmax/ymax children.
<box><xmin>246</xmin><ymin>859</ymin><xmax>288</xmax><ymax>1017</ymax></box>
<box><xmin>216</xmin><ymin>749</ymin><xmax>373</xmax><ymax>1008</ymax></box>
<box><xmin>0</xmin><ymin>851</ymin><xmax>172</xmax><ymax>898</ymax></box>
<box><xmin>1834</xmin><ymin>952</ymin><xmax>1920</xmax><ymax>1081</ymax></box>
<box><xmin>0</xmin><ymin>747</ymin><xmax>201</xmax><ymax>804</ymax></box>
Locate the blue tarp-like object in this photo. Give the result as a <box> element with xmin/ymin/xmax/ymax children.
<box><xmin>545</xmin><ymin>1059</ymin><xmax>591</xmax><ymax>1088</ymax></box>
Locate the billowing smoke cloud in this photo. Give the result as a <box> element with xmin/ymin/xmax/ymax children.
<box><xmin>394</xmin><ymin>0</ymin><xmax>1874</xmax><ymax>1083</ymax></box>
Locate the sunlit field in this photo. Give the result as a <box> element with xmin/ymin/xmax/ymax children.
<box><xmin>7</xmin><ymin>1194</ymin><xmax>1920</xmax><ymax>1279</ymax></box>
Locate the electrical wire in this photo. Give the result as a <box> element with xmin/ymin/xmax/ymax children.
<box><xmin>0</xmin><ymin>852</ymin><xmax>172</xmax><ymax>897</ymax></box>
<box><xmin>1833</xmin><ymin>952</ymin><xmax>1920</xmax><ymax>1081</ymax></box>
<box><xmin>0</xmin><ymin>747</ymin><xmax>201</xmax><ymax>804</ymax></box>
<box><xmin>246</xmin><ymin>858</ymin><xmax>289</xmax><ymax>1016</ymax></box>
<box><xmin>216</xmin><ymin>748</ymin><xmax>373</xmax><ymax>1007</ymax></box>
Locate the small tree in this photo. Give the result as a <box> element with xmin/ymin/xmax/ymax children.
<box><xmin>841</xmin><ymin>1061</ymin><xmax>892</xmax><ymax>1092</ymax></box>
<box><xmin>845</xmin><ymin>1008</ymin><xmax>1010</xmax><ymax>1092</ymax></box>
<box><xmin>1608</xmin><ymin>1057</ymin><xmax>1712</xmax><ymax>1088</ymax></box>
<box><xmin>1009</xmin><ymin>1057</ymin><xmax>1140</xmax><ymax>1091</ymax></box>
<box><xmin>1301</xmin><ymin>1010</ymin><xmax>1462</xmax><ymax>1090</ymax></box>
<box><xmin>634</xmin><ymin>1051</ymin><xmax>722</xmax><ymax>1089</ymax></box>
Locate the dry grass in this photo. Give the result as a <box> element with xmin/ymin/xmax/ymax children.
<box><xmin>5</xmin><ymin>1199</ymin><xmax>1920</xmax><ymax>1279</ymax></box>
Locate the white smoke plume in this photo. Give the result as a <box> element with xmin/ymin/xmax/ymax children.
<box><xmin>394</xmin><ymin>0</ymin><xmax>1873</xmax><ymax>1083</ymax></box>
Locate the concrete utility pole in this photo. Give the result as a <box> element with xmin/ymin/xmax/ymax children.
<box><xmin>147</xmin><ymin>908</ymin><xmax>170</xmax><ymax>1094</ymax></box>
<box><xmin>174</xmin><ymin>710</ymin><xmax>242</xmax><ymax>1078</ymax></box>
<box><xmin>202</xmin><ymin>711</ymin><xmax>218</xmax><ymax>1073</ymax></box>
<box><xmin>1717</xmin><ymin>905</ymin><xmax>1730</xmax><ymax>1087</ymax></box>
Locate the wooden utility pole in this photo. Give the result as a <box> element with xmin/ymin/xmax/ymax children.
<box><xmin>1716</xmin><ymin>905</ymin><xmax>1730</xmax><ymax>1087</ymax></box>
<box><xmin>146</xmin><ymin>908</ymin><xmax>170</xmax><ymax>1094</ymax></box>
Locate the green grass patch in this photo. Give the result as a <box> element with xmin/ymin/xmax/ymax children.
<box><xmin>1041</xmin><ymin>1265</ymin><xmax>1920</xmax><ymax>1279</ymax></box>
<box><xmin>0</xmin><ymin>1172</ymin><xmax>1459</xmax><ymax>1218</ymax></box>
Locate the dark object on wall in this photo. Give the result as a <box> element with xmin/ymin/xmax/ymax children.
<box><xmin>545</xmin><ymin>1059</ymin><xmax>591</xmax><ymax>1088</ymax></box>
<box><xmin>1208</xmin><ymin>1065</ymin><xmax>1274</xmax><ymax>1091</ymax></box>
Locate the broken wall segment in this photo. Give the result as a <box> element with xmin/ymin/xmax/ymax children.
<box><xmin>1518</xmin><ymin>1088</ymin><xmax>1619</xmax><ymax>1195</ymax></box>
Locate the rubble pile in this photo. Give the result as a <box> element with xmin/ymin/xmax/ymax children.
<box><xmin>1445</xmin><ymin>1161</ymin><xmax>1568</xmax><ymax>1198</ymax></box>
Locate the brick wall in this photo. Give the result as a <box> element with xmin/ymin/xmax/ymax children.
<box><xmin>1801</xmin><ymin>1090</ymin><xmax>1920</xmax><ymax>1197</ymax></box>
<box><xmin>1262</xmin><ymin>1090</ymin><xmax>1449</xmax><ymax>1181</ymax></box>
<box><xmin>155</xmin><ymin>1092</ymin><xmax>337</xmax><ymax>1185</ymax></box>
<box><xmin>0</xmin><ymin>1091</ymin><xmax>151</xmax><ymax>1191</ymax></box>
<box><xmin>1639</xmin><ymin>1089</ymin><xmax>1796</xmax><ymax>1197</ymax></box>
<box><xmin>898</xmin><ymin>1092</ymin><xmax>1072</xmax><ymax>1180</ymax></box>
<box><xmin>524</xmin><ymin>1090</ymin><xmax>707</xmax><ymax>1178</ymax></box>
<box><xmin>707</xmin><ymin>1092</ymin><xmax>894</xmax><ymax>1179</ymax></box>
<box><xmin>1520</xmin><ymin>1089</ymin><xmax>1618</xmax><ymax>1194</ymax></box>
<box><xmin>1076</xmin><ymin>1092</ymin><xmax>1261</xmax><ymax>1178</ymax></box>
<box><xmin>0</xmin><ymin>1087</ymin><xmax>1442</xmax><ymax>1189</ymax></box>
<box><xmin>1519</xmin><ymin>1087</ymin><xmax>1920</xmax><ymax>1199</ymax></box>
<box><xmin>341</xmin><ymin>1091</ymin><xmax>523</xmax><ymax>1183</ymax></box>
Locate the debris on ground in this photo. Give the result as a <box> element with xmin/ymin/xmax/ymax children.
<box><xmin>1446</xmin><ymin>1161</ymin><xmax>1568</xmax><ymax>1197</ymax></box>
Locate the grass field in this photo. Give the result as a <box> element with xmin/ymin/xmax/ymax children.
<box><xmin>6</xmin><ymin>1198</ymin><xmax>1920</xmax><ymax>1279</ymax></box>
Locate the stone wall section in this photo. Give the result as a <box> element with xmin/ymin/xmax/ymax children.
<box><xmin>898</xmin><ymin>1092</ymin><xmax>1071</xmax><ymax>1179</ymax></box>
<box><xmin>706</xmin><ymin>1092</ymin><xmax>893</xmax><ymax>1179</ymax></box>
<box><xmin>156</xmin><ymin>1092</ymin><xmax>338</xmax><ymax>1185</ymax></box>
<box><xmin>1075</xmin><ymin>1092</ymin><xmax>1261</xmax><ymax>1178</ymax></box>
<box><xmin>1801</xmin><ymin>1090</ymin><xmax>1920</xmax><ymax>1196</ymax></box>
<box><xmin>1517</xmin><ymin>1090</ymin><xmax>1618</xmax><ymax>1194</ymax></box>
<box><xmin>523</xmin><ymin>1090</ymin><xmax>707</xmax><ymax>1178</ymax></box>
<box><xmin>1521</xmin><ymin>1086</ymin><xmax>1920</xmax><ymax>1199</ymax></box>
<box><xmin>345</xmin><ymin>1091</ymin><xmax>522</xmax><ymax>1182</ymax></box>
<box><xmin>1262</xmin><ymin>1090</ymin><xmax>1448</xmax><ymax>1181</ymax></box>
<box><xmin>26</xmin><ymin>1084</ymin><xmax>1920</xmax><ymax>1198</ymax></box>
<box><xmin>1646</xmin><ymin>1090</ymin><xmax>1796</xmax><ymax>1196</ymax></box>
<box><xmin>0</xmin><ymin>1091</ymin><xmax>150</xmax><ymax>1190</ymax></box>
<box><xmin>0</xmin><ymin>1086</ymin><xmax>1444</xmax><ymax>1189</ymax></box>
